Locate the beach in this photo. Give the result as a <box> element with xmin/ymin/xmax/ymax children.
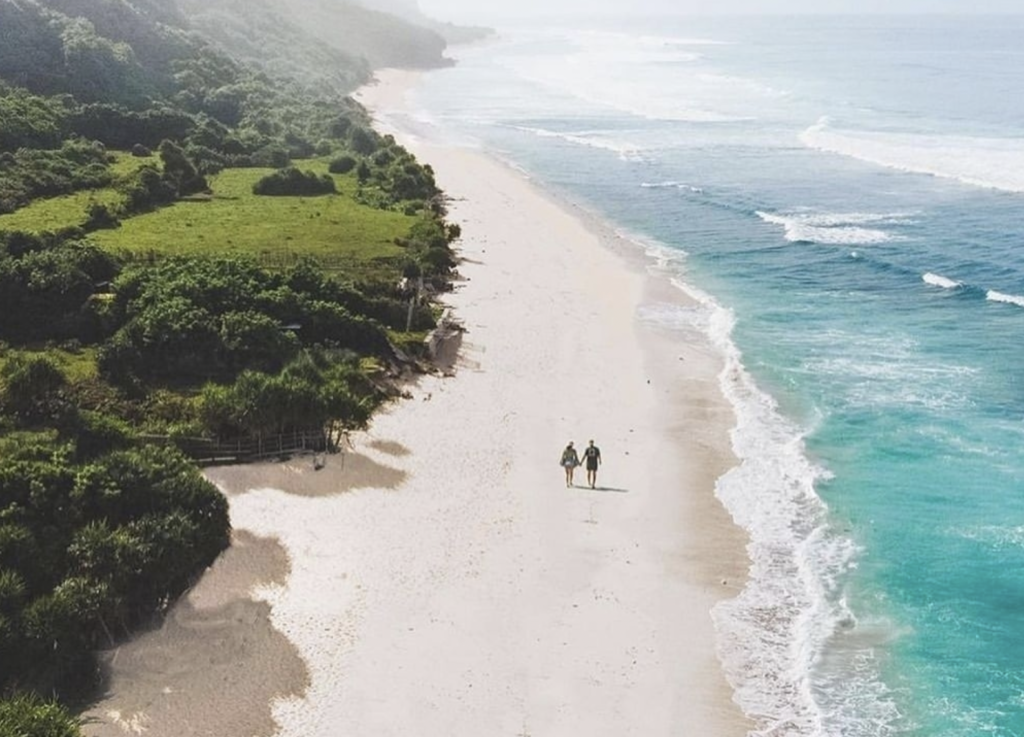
<box><xmin>83</xmin><ymin>68</ymin><xmax>751</xmax><ymax>737</ymax></box>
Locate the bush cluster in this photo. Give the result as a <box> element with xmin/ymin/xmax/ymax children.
<box><xmin>201</xmin><ymin>351</ymin><xmax>377</xmax><ymax>440</ymax></box>
<box><xmin>397</xmin><ymin>214</ymin><xmax>460</xmax><ymax>286</ymax></box>
<box><xmin>328</xmin><ymin>154</ymin><xmax>357</xmax><ymax>174</ymax></box>
<box><xmin>340</xmin><ymin>130</ymin><xmax>440</xmax><ymax>212</ymax></box>
<box><xmin>252</xmin><ymin>166</ymin><xmax>337</xmax><ymax>196</ymax></box>
<box><xmin>0</xmin><ymin>140</ymin><xmax>113</xmax><ymax>215</ymax></box>
<box><xmin>0</xmin><ymin>85</ymin><xmax>67</xmax><ymax>152</ymax></box>
<box><xmin>0</xmin><ymin>233</ymin><xmax>120</xmax><ymax>344</ymax></box>
<box><xmin>0</xmin><ymin>435</ymin><xmax>229</xmax><ymax>696</ymax></box>
<box><xmin>95</xmin><ymin>256</ymin><xmax>396</xmax><ymax>387</ymax></box>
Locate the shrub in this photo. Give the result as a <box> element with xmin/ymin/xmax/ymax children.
<box><xmin>348</xmin><ymin>126</ymin><xmax>378</xmax><ymax>155</ymax></box>
<box><xmin>0</xmin><ymin>443</ymin><xmax>230</xmax><ymax>696</ymax></box>
<box><xmin>69</xmin><ymin>410</ymin><xmax>132</xmax><ymax>460</ymax></box>
<box><xmin>0</xmin><ymin>354</ymin><xmax>68</xmax><ymax>425</ymax></box>
<box><xmin>0</xmin><ymin>694</ymin><xmax>81</xmax><ymax>737</ymax></box>
<box><xmin>328</xmin><ymin>154</ymin><xmax>357</xmax><ymax>175</ymax></box>
<box><xmin>119</xmin><ymin>165</ymin><xmax>176</xmax><ymax>214</ymax></box>
<box><xmin>250</xmin><ymin>144</ymin><xmax>290</xmax><ymax>169</ymax></box>
<box><xmin>81</xmin><ymin>203</ymin><xmax>119</xmax><ymax>231</ymax></box>
<box><xmin>199</xmin><ymin>351</ymin><xmax>380</xmax><ymax>439</ymax></box>
<box><xmin>159</xmin><ymin>140</ymin><xmax>208</xmax><ymax>196</ymax></box>
<box><xmin>0</xmin><ymin>241</ymin><xmax>121</xmax><ymax>343</ymax></box>
<box><xmin>0</xmin><ymin>88</ymin><xmax>66</xmax><ymax>152</ymax></box>
<box><xmin>252</xmin><ymin>167</ymin><xmax>336</xmax><ymax>197</ymax></box>
<box><xmin>68</xmin><ymin>104</ymin><xmax>196</xmax><ymax>150</ymax></box>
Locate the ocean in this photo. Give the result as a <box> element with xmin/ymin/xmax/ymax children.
<box><xmin>389</xmin><ymin>14</ymin><xmax>1024</xmax><ymax>736</ymax></box>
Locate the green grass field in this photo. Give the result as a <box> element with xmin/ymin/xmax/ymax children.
<box><xmin>0</xmin><ymin>156</ymin><xmax>416</xmax><ymax>279</ymax></box>
<box><xmin>108</xmin><ymin>152</ymin><xmax>159</xmax><ymax>177</ymax></box>
<box><xmin>90</xmin><ymin>159</ymin><xmax>414</xmax><ymax>277</ymax></box>
<box><xmin>0</xmin><ymin>189</ymin><xmax>122</xmax><ymax>232</ymax></box>
<box><xmin>0</xmin><ymin>152</ymin><xmax>156</xmax><ymax>233</ymax></box>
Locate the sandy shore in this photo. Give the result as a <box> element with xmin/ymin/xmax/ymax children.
<box><xmin>83</xmin><ymin>69</ymin><xmax>751</xmax><ymax>736</ymax></box>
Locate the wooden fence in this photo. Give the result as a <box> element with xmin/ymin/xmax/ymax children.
<box><xmin>139</xmin><ymin>429</ymin><xmax>330</xmax><ymax>465</ymax></box>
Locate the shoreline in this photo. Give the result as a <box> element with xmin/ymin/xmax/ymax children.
<box><xmin>82</xmin><ymin>67</ymin><xmax>753</xmax><ymax>737</ymax></box>
<box><xmin>360</xmin><ymin>66</ymin><xmax>752</xmax><ymax>726</ymax></box>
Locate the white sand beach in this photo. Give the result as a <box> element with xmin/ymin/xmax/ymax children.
<box><xmin>84</xmin><ymin>69</ymin><xmax>752</xmax><ymax>737</ymax></box>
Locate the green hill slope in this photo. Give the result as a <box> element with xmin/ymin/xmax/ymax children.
<box><xmin>0</xmin><ymin>0</ymin><xmax>462</xmax><ymax>724</ymax></box>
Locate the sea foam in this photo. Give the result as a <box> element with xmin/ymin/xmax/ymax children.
<box><xmin>801</xmin><ymin>117</ymin><xmax>1024</xmax><ymax>193</ymax></box>
<box><xmin>756</xmin><ymin>210</ymin><xmax>907</xmax><ymax>245</ymax></box>
<box><xmin>986</xmin><ymin>290</ymin><xmax>1024</xmax><ymax>308</ymax></box>
<box><xmin>661</xmin><ymin>275</ymin><xmax>901</xmax><ymax>737</ymax></box>
<box><xmin>923</xmin><ymin>272</ymin><xmax>962</xmax><ymax>289</ymax></box>
<box><xmin>640</xmin><ymin>180</ymin><xmax>705</xmax><ymax>194</ymax></box>
<box><xmin>507</xmin><ymin>124</ymin><xmax>647</xmax><ymax>161</ymax></box>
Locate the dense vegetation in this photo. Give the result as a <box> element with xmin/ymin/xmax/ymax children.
<box><xmin>0</xmin><ymin>431</ymin><xmax>229</xmax><ymax>696</ymax></box>
<box><xmin>0</xmin><ymin>693</ymin><xmax>81</xmax><ymax>736</ymax></box>
<box><xmin>253</xmin><ymin>166</ymin><xmax>337</xmax><ymax>196</ymax></box>
<box><xmin>0</xmin><ymin>0</ymin><xmax>475</xmax><ymax>727</ymax></box>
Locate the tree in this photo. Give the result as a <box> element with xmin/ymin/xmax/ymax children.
<box><xmin>82</xmin><ymin>202</ymin><xmax>119</xmax><ymax>231</ymax></box>
<box><xmin>356</xmin><ymin>160</ymin><xmax>371</xmax><ymax>184</ymax></box>
<box><xmin>218</xmin><ymin>310</ymin><xmax>299</xmax><ymax>373</ymax></box>
<box><xmin>57</xmin><ymin>18</ymin><xmax>147</xmax><ymax>105</ymax></box>
<box><xmin>159</xmin><ymin>139</ymin><xmax>208</xmax><ymax>196</ymax></box>
<box><xmin>22</xmin><ymin>576</ymin><xmax>112</xmax><ymax>677</ymax></box>
<box><xmin>328</xmin><ymin>154</ymin><xmax>357</xmax><ymax>174</ymax></box>
<box><xmin>0</xmin><ymin>87</ymin><xmax>66</xmax><ymax>152</ymax></box>
<box><xmin>348</xmin><ymin>125</ymin><xmax>378</xmax><ymax>155</ymax></box>
<box><xmin>119</xmin><ymin>164</ymin><xmax>177</xmax><ymax>213</ymax></box>
<box><xmin>0</xmin><ymin>355</ymin><xmax>69</xmax><ymax>426</ymax></box>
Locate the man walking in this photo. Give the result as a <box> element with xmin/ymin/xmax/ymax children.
<box><xmin>582</xmin><ymin>439</ymin><xmax>601</xmax><ymax>489</ymax></box>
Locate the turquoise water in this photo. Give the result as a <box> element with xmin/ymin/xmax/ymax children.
<box><xmin>396</xmin><ymin>15</ymin><xmax>1024</xmax><ymax>735</ymax></box>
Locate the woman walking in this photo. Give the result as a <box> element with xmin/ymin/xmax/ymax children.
<box><xmin>560</xmin><ymin>441</ymin><xmax>580</xmax><ymax>487</ymax></box>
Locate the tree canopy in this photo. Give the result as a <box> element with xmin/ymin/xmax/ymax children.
<box><xmin>0</xmin><ymin>0</ymin><xmax>470</xmax><ymax>726</ymax></box>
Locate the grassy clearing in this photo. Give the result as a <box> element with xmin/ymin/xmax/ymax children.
<box><xmin>0</xmin><ymin>157</ymin><xmax>413</xmax><ymax>282</ymax></box>
<box><xmin>0</xmin><ymin>345</ymin><xmax>98</xmax><ymax>382</ymax></box>
<box><xmin>52</xmin><ymin>346</ymin><xmax>99</xmax><ymax>382</ymax></box>
<box><xmin>0</xmin><ymin>189</ymin><xmax>122</xmax><ymax>232</ymax></box>
<box><xmin>90</xmin><ymin>158</ymin><xmax>414</xmax><ymax>277</ymax></box>
<box><xmin>109</xmin><ymin>152</ymin><xmax>158</xmax><ymax>177</ymax></box>
<box><xmin>0</xmin><ymin>152</ymin><xmax>157</xmax><ymax>233</ymax></box>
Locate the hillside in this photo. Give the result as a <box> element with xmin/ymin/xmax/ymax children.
<box><xmin>178</xmin><ymin>0</ymin><xmax>461</xmax><ymax>88</ymax></box>
<box><xmin>0</xmin><ymin>0</ymin><xmax>484</xmax><ymax>104</ymax></box>
<box><xmin>0</xmin><ymin>0</ymin><xmax>462</xmax><ymax>730</ymax></box>
<box><xmin>355</xmin><ymin>0</ymin><xmax>493</xmax><ymax>44</ymax></box>
<box><xmin>175</xmin><ymin>0</ymin><xmax>371</xmax><ymax>95</ymax></box>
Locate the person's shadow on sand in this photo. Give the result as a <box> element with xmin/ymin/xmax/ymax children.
<box><xmin>576</xmin><ymin>486</ymin><xmax>628</xmax><ymax>493</ymax></box>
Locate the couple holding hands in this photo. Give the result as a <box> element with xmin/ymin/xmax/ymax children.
<box><xmin>560</xmin><ymin>439</ymin><xmax>601</xmax><ymax>488</ymax></box>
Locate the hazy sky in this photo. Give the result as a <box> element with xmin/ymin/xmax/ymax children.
<box><xmin>419</xmin><ymin>0</ymin><xmax>1024</xmax><ymax>23</ymax></box>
